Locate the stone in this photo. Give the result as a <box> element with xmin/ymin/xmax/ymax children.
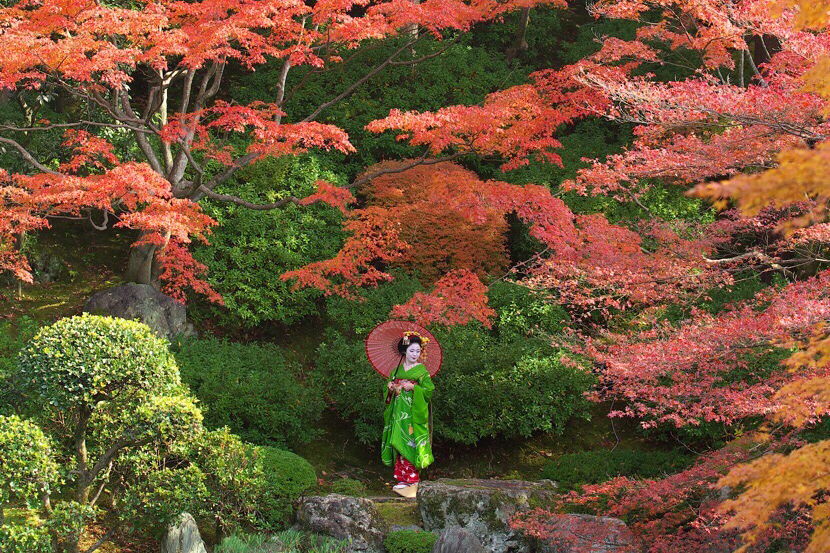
<box><xmin>534</xmin><ymin>514</ymin><xmax>640</xmax><ymax>553</ymax></box>
<box><xmin>295</xmin><ymin>494</ymin><xmax>387</xmax><ymax>552</ymax></box>
<box><xmin>431</xmin><ymin>527</ymin><xmax>489</xmax><ymax>553</ymax></box>
<box><xmin>418</xmin><ymin>479</ymin><xmax>558</xmax><ymax>553</ymax></box>
<box><xmin>28</xmin><ymin>249</ymin><xmax>68</xmax><ymax>283</ymax></box>
<box><xmin>161</xmin><ymin>512</ymin><xmax>207</xmax><ymax>553</ymax></box>
<box><xmin>83</xmin><ymin>283</ymin><xmax>196</xmax><ymax>339</ymax></box>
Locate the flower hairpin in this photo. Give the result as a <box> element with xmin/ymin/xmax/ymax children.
<box><xmin>402</xmin><ymin>330</ymin><xmax>429</xmax><ymax>346</ymax></box>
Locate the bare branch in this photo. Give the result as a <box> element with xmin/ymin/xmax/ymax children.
<box><xmin>83</xmin><ymin>527</ymin><xmax>119</xmax><ymax>553</ymax></box>
<box><xmin>389</xmin><ymin>37</ymin><xmax>459</xmax><ymax>66</ymax></box>
<box><xmin>302</xmin><ymin>38</ymin><xmax>419</xmax><ymax>122</ymax></box>
<box><xmin>275</xmin><ymin>60</ymin><xmax>292</xmax><ymax>124</ymax></box>
<box><xmin>0</xmin><ymin>137</ymin><xmax>61</xmax><ymax>175</ymax></box>
<box><xmin>350</xmin><ymin>152</ymin><xmax>463</xmax><ymax>189</ymax></box>
<box><xmin>89</xmin><ymin>209</ymin><xmax>109</xmax><ymax>231</ymax></box>
<box><xmin>197</xmin><ymin>185</ymin><xmax>301</xmax><ymax>210</ymax></box>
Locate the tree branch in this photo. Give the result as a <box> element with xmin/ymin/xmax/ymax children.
<box><xmin>0</xmin><ymin>137</ymin><xmax>61</xmax><ymax>175</ymax></box>
<box><xmin>302</xmin><ymin>37</ymin><xmax>419</xmax><ymax>122</ymax></box>
<box><xmin>350</xmin><ymin>152</ymin><xmax>463</xmax><ymax>189</ymax></box>
<box><xmin>83</xmin><ymin>526</ymin><xmax>119</xmax><ymax>553</ymax></box>
<box><xmin>197</xmin><ymin>185</ymin><xmax>302</xmax><ymax>210</ymax></box>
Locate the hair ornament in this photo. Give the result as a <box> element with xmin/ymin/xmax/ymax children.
<box><xmin>402</xmin><ymin>330</ymin><xmax>429</xmax><ymax>346</ymax></box>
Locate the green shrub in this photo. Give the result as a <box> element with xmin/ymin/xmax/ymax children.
<box><xmin>329</xmin><ymin>478</ymin><xmax>367</xmax><ymax>498</ymax></box>
<box><xmin>541</xmin><ymin>449</ymin><xmax>693</xmax><ymax>491</ymax></box>
<box><xmin>314</xmin><ymin>329</ymin><xmax>385</xmax><ymax>444</ymax></box>
<box><xmin>433</xmin><ymin>326</ymin><xmax>595</xmax><ymax>444</ymax></box>
<box><xmin>191</xmin><ymin>155</ymin><xmax>346</xmax><ymax>328</ymax></box>
<box><xmin>487</xmin><ymin>281</ymin><xmax>569</xmax><ymax>338</ymax></box>
<box><xmin>258</xmin><ymin>446</ymin><xmax>318</xmax><ymax>529</ymax></box>
<box><xmin>120</xmin><ymin>465</ymin><xmax>208</xmax><ymax>536</ymax></box>
<box><xmin>316</xmin><ymin>323</ymin><xmax>595</xmax><ymax>445</ymax></box>
<box><xmin>384</xmin><ymin>529</ymin><xmax>438</xmax><ymax>553</ymax></box>
<box><xmin>46</xmin><ymin>501</ymin><xmax>97</xmax><ymax>552</ymax></box>
<box><xmin>0</xmin><ymin>523</ymin><xmax>53</xmax><ymax>553</ymax></box>
<box><xmin>324</xmin><ymin>272</ymin><xmax>426</xmax><ymax>337</ymax></box>
<box><xmin>0</xmin><ymin>317</ymin><xmax>42</xmax><ymax>416</ymax></box>
<box><xmin>173</xmin><ymin>337</ymin><xmax>323</xmax><ymax>447</ymax></box>
<box><xmin>17</xmin><ymin>314</ymin><xmax>181</xmax><ymax>410</ymax></box>
<box><xmin>0</xmin><ymin>415</ymin><xmax>61</xmax><ymax>509</ymax></box>
<box><xmin>188</xmin><ymin>428</ymin><xmax>317</xmax><ymax>532</ymax></box>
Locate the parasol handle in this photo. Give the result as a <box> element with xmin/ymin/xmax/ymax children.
<box><xmin>385</xmin><ymin>354</ymin><xmax>405</xmax><ymax>404</ymax></box>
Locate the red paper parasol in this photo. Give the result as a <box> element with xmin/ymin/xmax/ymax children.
<box><xmin>365</xmin><ymin>320</ymin><xmax>442</xmax><ymax>378</ymax></box>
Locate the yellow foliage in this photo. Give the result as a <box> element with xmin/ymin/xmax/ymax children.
<box><xmin>718</xmin><ymin>440</ymin><xmax>830</xmax><ymax>552</ymax></box>
<box><xmin>690</xmin><ymin>142</ymin><xmax>830</xmax><ymax>225</ymax></box>
<box><xmin>704</xmin><ymin>4</ymin><xmax>830</xmax><ymax>551</ymax></box>
<box><xmin>772</xmin><ymin>376</ymin><xmax>830</xmax><ymax>427</ymax></box>
<box><xmin>785</xmin><ymin>321</ymin><xmax>830</xmax><ymax>370</ymax></box>
<box><xmin>790</xmin><ymin>0</ymin><xmax>830</xmax><ymax>30</ymax></box>
<box><xmin>810</xmin><ymin>503</ymin><xmax>830</xmax><ymax>553</ymax></box>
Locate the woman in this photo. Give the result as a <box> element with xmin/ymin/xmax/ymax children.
<box><xmin>380</xmin><ymin>333</ymin><xmax>434</xmax><ymax>494</ymax></box>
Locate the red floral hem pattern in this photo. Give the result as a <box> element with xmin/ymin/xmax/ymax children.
<box><xmin>393</xmin><ymin>455</ymin><xmax>420</xmax><ymax>484</ymax></box>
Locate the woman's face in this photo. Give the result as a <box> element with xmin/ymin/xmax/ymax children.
<box><xmin>405</xmin><ymin>343</ymin><xmax>421</xmax><ymax>364</ymax></box>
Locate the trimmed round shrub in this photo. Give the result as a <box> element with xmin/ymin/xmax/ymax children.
<box><xmin>433</xmin><ymin>326</ymin><xmax>595</xmax><ymax>444</ymax></box>
<box><xmin>173</xmin><ymin>337</ymin><xmax>323</xmax><ymax>447</ymax></box>
<box><xmin>188</xmin><ymin>428</ymin><xmax>317</xmax><ymax>532</ymax></box>
<box><xmin>258</xmin><ymin>447</ymin><xmax>318</xmax><ymax>528</ymax></box>
<box><xmin>541</xmin><ymin>449</ymin><xmax>693</xmax><ymax>491</ymax></box>
<box><xmin>17</xmin><ymin>314</ymin><xmax>180</xmax><ymax>409</ymax></box>
<box><xmin>384</xmin><ymin>529</ymin><xmax>438</xmax><ymax>553</ymax></box>
<box><xmin>0</xmin><ymin>415</ymin><xmax>60</xmax><ymax>507</ymax></box>
<box><xmin>0</xmin><ymin>524</ymin><xmax>53</xmax><ymax>553</ymax></box>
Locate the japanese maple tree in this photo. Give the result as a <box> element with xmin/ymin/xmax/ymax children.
<box><xmin>360</xmin><ymin>0</ymin><xmax>830</xmax><ymax>548</ymax></box>
<box><xmin>0</xmin><ymin>0</ymin><xmax>562</xmax><ymax>300</ymax></box>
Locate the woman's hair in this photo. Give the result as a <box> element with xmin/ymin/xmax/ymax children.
<box><xmin>397</xmin><ymin>335</ymin><xmax>423</xmax><ymax>355</ymax></box>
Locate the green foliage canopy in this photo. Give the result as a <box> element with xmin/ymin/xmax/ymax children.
<box><xmin>173</xmin><ymin>336</ymin><xmax>323</xmax><ymax>447</ymax></box>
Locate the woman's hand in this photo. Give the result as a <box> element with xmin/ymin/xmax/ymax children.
<box><xmin>401</xmin><ymin>381</ymin><xmax>415</xmax><ymax>392</ymax></box>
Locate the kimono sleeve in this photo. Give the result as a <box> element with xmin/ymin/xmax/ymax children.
<box><xmin>416</xmin><ymin>371</ymin><xmax>434</xmax><ymax>403</ymax></box>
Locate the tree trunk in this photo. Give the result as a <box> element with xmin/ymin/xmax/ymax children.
<box><xmin>74</xmin><ymin>405</ymin><xmax>91</xmax><ymax>504</ymax></box>
<box><xmin>124</xmin><ymin>241</ymin><xmax>158</xmax><ymax>285</ymax></box>
<box><xmin>506</xmin><ymin>8</ymin><xmax>531</xmax><ymax>61</ymax></box>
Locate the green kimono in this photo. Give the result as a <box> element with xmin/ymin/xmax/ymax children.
<box><xmin>381</xmin><ymin>363</ymin><xmax>434</xmax><ymax>469</ymax></box>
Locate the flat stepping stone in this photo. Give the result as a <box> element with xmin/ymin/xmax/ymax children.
<box><xmin>366</xmin><ymin>495</ymin><xmax>416</xmax><ymax>503</ymax></box>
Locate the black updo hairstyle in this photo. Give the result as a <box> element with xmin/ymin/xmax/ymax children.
<box><xmin>397</xmin><ymin>335</ymin><xmax>423</xmax><ymax>355</ymax></box>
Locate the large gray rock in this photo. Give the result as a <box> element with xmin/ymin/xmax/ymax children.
<box><xmin>84</xmin><ymin>283</ymin><xmax>196</xmax><ymax>339</ymax></box>
<box><xmin>296</xmin><ymin>494</ymin><xmax>387</xmax><ymax>552</ymax></box>
<box><xmin>161</xmin><ymin>513</ymin><xmax>207</xmax><ymax>553</ymax></box>
<box><xmin>418</xmin><ymin>479</ymin><xmax>557</xmax><ymax>553</ymax></box>
<box><xmin>431</xmin><ymin>527</ymin><xmax>488</xmax><ymax>553</ymax></box>
<box><xmin>534</xmin><ymin>514</ymin><xmax>639</xmax><ymax>553</ymax></box>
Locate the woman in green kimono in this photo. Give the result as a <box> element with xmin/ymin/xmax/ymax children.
<box><xmin>381</xmin><ymin>334</ymin><xmax>434</xmax><ymax>492</ymax></box>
